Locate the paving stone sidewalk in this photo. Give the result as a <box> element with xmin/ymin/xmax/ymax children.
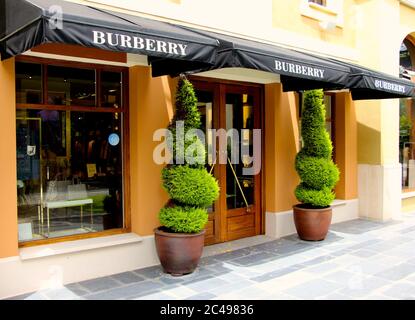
<box><xmin>9</xmin><ymin>214</ymin><xmax>415</xmax><ymax>300</ymax></box>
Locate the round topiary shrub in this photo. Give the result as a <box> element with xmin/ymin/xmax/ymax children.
<box><xmin>162</xmin><ymin>166</ymin><xmax>219</xmax><ymax>208</ymax></box>
<box><xmin>295</xmin><ymin>90</ymin><xmax>340</xmax><ymax>208</ymax></box>
<box><xmin>159</xmin><ymin>205</ymin><xmax>208</xmax><ymax>233</ymax></box>
<box><xmin>158</xmin><ymin>77</ymin><xmax>220</xmax><ymax>234</ymax></box>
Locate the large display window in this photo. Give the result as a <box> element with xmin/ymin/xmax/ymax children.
<box><xmin>15</xmin><ymin>58</ymin><xmax>129</xmax><ymax>244</ymax></box>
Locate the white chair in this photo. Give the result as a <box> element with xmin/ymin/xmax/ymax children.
<box><xmin>43</xmin><ymin>183</ymin><xmax>93</xmax><ymax>236</ymax></box>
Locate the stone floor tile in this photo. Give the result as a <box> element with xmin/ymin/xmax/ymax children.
<box><xmin>228</xmin><ymin>252</ymin><xmax>274</xmax><ymax>266</ymax></box>
<box><xmin>78</xmin><ymin>276</ymin><xmax>122</xmax><ymax>293</ymax></box>
<box><xmin>7</xmin><ymin>291</ymin><xmax>48</xmax><ymax>300</ymax></box>
<box><xmin>338</xmin><ymin>276</ymin><xmax>391</xmax><ymax>298</ymax></box>
<box><xmin>162</xmin><ymin>285</ymin><xmax>198</xmax><ymax>299</ymax></box>
<box><xmin>303</xmin><ymin>262</ymin><xmax>339</xmax><ymax>274</ymax></box>
<box><xmin>373</xmin><ymin>263</ymin><xmax>415</xmax><ymax>281</ymax></box>
<box><xmin>251</xmin><ymin>265</ymin><xmax>303</xmax><ymax>282</ymax></box>
<box><xmin>186</xmin><ymin>292</ymin><xmax>217</xmax><ymax>300</ymax></box>
<box><xmin>381</xmin><ymin>283</ymin><xmax>415</xmax><ymax>299</ymax></box>
<box><xmin>42</xmin><ymin>287</ymin><xmax>85</xmax><ymax>300</ymax></box>
<box><xmin>65</xmin><ymin>283</ymin><xmax>90</xmax><ymax>296</ymax></box>
<box><xmin>84</xmin><ymin>280</ymin><xmax>164</xmax><ymax>300</ymax></box>
<box><xmin>284</xmin><ymin>279</ymin><xmax>341</xmax><ymax>299</ymax></box>
<box><xmin>349</xmin><ymin>249</ymin><xmax>379</xmax><ymax>258</ymax></box>
<box><xmin>111</xmin><ymin>272</ymin><xmax>145</xmax><ymax>284</ymax></box>
<box><xmin>134</xmin><ymin>292</ymin><xmax>177</xmax><ymax>300</ymax></box>
<box><xmin>320</xmin><ymin>293</ymin><xmax>352</xmax><ymax>300</ymax></box>
<box><xmin>133</xmin><ymin>265</ymin><xmax>164</xmax><ymax>279</ymax></box>
<box><xmin>208</xmin><ymin>279</ymin><xmax>254</xmax><ymax>296</ymax></box>
<box><xmin>185</xmin><ymin>277</ymin><xmax>230</xmax><ymax>293</ymax></box>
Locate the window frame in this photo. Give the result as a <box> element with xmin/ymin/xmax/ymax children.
<box><xmin>15</xmin><ymin>55</ymin><xmax>131</xmax><ymax>248</ymax></box>
<box><xmin>300</xmin><ymin>0</ymin><xmax>344</xmax><ymax>28</ymax></box>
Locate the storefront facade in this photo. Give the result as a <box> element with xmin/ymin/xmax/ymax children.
<box><xmin>1</xmin><ymin>0</ymin><xmax>415</xmax><ymax>298</ymax></box>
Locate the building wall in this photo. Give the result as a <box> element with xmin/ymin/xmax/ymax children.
<box><xmin>129</xmin><ymin>66</ymin><xmax>177</xmax><ymax>236</ymax></box>
<box><xmin>0</xmin><ymin>58</ymin><xmax>18</xmax><ymax>259</ymax></box>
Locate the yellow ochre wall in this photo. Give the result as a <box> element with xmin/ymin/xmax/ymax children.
<box><xmin>0</xmin><ymin>59</ymin><xmax>18</xmax><ymax>259</ymax></box>
<box><xmin>264</xmin><ymin>84</ymin><xmax>300</xmax><ymax>213</ymax></box>
<box><xmin>129</xmin><ymin>66</ymin><xmax>177</xmax><ymax>236</ymax></box>
<box><xmin>272</xmin><ymin>0</ymin><xmax>357</xmax><ymax>48</ymax></box>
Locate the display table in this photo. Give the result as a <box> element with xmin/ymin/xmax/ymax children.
<box><xmin>43</xmin><ymin>199</ymin><xmax>94</xmax><ymax>235</ymax></box>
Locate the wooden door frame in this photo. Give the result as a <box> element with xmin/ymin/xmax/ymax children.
<box><xmin>190</xmin><ymin>76</ymin><xmax>264</xmax><ymax>244</ymax></box>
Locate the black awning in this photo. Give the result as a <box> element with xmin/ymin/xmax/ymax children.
<box><xmin>0</xmin><ymin>0</ymin><xmax>218</xmax><ymax>67</ymax></box>
<box><xmin>151</xmin><ymin>29</ymin><xmax>350</xmax><ymax>91</ymax></box>
<box><xmin>151</xmin><ymin>28</ymin><xmax>415</xmax><ymax>100</ymax></box>
<box><xmin>332</xmin><ymin>60</ymin><xmax>415</xmax><ymax>100</ymax></box>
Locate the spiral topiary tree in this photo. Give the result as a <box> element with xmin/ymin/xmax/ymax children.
<box><xmin>159</xmin><ymin>77</ymin><xmax>219</xmax><ymax>233</ymax></box>
<box><xmin>295</xmin><ymin>89</ymin><xmax>340</xmax><ymax>208</ymax></box>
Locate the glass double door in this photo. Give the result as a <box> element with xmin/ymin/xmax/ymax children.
<box><xmin>194</xmin><ymin>81</ymin><xmax>262</xmax><ymax>245</ymax></box>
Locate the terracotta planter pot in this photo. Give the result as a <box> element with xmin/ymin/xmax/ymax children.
<box><xmin>293</xmin><ymin>204</ymin><xmax>332</xmax><ymax>241</ymax></box>
<box><xmin>154</xmin><ymin>227</ymin><xmax>205</xmax><ymax>276</ymax></box>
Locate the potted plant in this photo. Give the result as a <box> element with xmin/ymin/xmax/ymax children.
<box><xmin>154</xmin><ymin>77</ymin><xmax>219</xmax><ymax>276</ymax></box>
<box><xmin>293</xmin><ymin>89</ymin><xmax>340</xmax><ymax>241</ymax></box>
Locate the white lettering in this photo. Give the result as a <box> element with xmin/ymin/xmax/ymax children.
<box><xmin>375</xmin><ymin>79</ymin><xmax>406</xmax><ymax>93</ymax></box>
<box><xmin>274</xmin><ymin>59</ymin><xmax>325</xmax><ymax>79</ymax></box>
<box><xmin>91</xmin><ymin>31</ymin><xmax>188</xmax><ymax>58</ymax></box>
<box><xmin>168</xmin><ymin>42</ymin><xmax>179</xmax><ymax>55</ymax></box>
<box><xmin>177</xmin><ymin>43</ymin><xmax>188</xmax><ymax>56</ymax></box>
<box><xmin>120</xmin><ymin>35</ymin><xmax>132</xmax><ymax>48</ymax></box>
<box><xmin>146</xmin><ymin>38</ymin><xmax>156</xmax><ymax>51</ymax></box>
<box><xmin>133</xmin><ymin>37</ymin><xmax>145</xmax><ymax>50</ymax></box>
<box><xmin>93</xmin><ymin>31</ymin><xmax>106</xmax><ymax>45</ymax></box>
<box><xmin>107</xmin><ymin>33</ymin><xmax>119</xmax><ymax>46</ymax></box>
<box><xmin>157</xmin><ymin>40</ymin><xmax>168</xmax><ymax>53</ymax></box>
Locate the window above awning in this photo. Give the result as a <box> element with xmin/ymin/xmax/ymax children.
<box><xmin>0</xmin><ymin>0</ymin><xmax>218</xmax><ymax>68</ymax></box>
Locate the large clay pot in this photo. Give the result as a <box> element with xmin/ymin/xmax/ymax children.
<box><xmin>293</xmin><ymin>204</ymin><xmax>332</xmax><ymax>241</ymax></box>
<box><xmin>154</xmin><ymin>227</ymin><xmax>205</xmax><ymax>276</ymax></box>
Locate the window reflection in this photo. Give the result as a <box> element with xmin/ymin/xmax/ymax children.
<box><xmin>226</xmin><ymin>93</ymin><xmax>255</xmax><ymax>210</ymax></box>
<box><xmin>16</xmin><ymin>109</ymin><xmax>124</xmax><ymax>241</ymax></box>
<box><xmin>47</xmin><ymin>66</ymin><xmax>96</xmax><ymax>106</ymax></box>
<box><xmin>102</xmin><ymin>71</ymin><xmax>122</xmax><ymax>108</ymax></box>
<box><xmin>16</xmin><ymin>62</ymin><xmax>43</xmax><ymax>104</ymax></box>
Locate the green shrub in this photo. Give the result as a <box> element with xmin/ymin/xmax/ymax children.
<box><xmin>158</xmin><ymin>77</ymin><xmax>220</xmax><ymax>234</ymax></box>
<box><xmin>300</xmin><ymin>90</ymin><xmax>333</xmax><ymax>159</ymax></box>
<box><xmin>295</xmin><ymin>155</ymin><xmax>339</xmax><ymax>191</ymax></box>
<box><xmin>162</xmin><ymin>166</ymin><xmax>219</xmax><ymax>207</ymax></box>
<box><xmin>169</xmin><ymin>78</ymin><xmax>201</xmax><ymax>133</ymax></box>
<box><xmin>159</xmin><ymin>205</ymin><xmax>208</xmax><ymax>233</ymax></box>
<box><xmin>295</xmin><ymin>90</ymin><xmax>340</xmax><ymax>208</ymax></box>
<box><xmin>295</xmin><ymin>184</ymin><xmax>335</xmax><ymax>208</ymax></box>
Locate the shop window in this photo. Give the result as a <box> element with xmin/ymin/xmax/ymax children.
<box><xmin>47</xmin><ymin>65</ymin><xmax>96</xmax><ymax>106</ymax></box>
<box><xmin>15</xmin><ymin>59</ymin><xmax>127</xmax><ymax>244</ymax></box>
<box><xmin>101</xmin><ymin>71</ymin><xmax>122</xmax><ymax>108</ymax></box>
<box><xmin>16</xmin><ymin>62</ymin><xmax>43</xmax><ymax>104</ymax></box>
<box><xmin>399</xmin><ymin>39</ymin><xmax>415</xmax><ymax>191</ymax></box>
